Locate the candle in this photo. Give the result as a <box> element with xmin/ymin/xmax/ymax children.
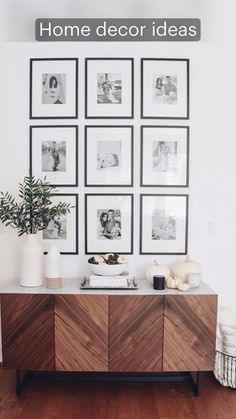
<box><xmin>188</xmin><ymin>273</ymin><xmax>201</xmax><ymax>288</ymax></box>
<box><xmin>153</xmin><ymin>275</ymin><xmax>165</xmax><ymax>290</ymax></box>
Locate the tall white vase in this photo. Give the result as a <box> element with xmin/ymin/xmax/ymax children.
<box><xmin>46</xmin><ymin>241</ymin><xmax>61</xmax><ymax>289</ymax></box>
<box><xmin>20</xmin><ymin>234</ymin><xmax>44</xmax><ymax>287</ymax></box>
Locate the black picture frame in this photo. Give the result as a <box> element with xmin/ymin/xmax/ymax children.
<box><xmin>43</xmin><ymin>193</ymin><xmax>79</xmax><ymax>255</ymax></box>
<box><xmin>85</xmin><ymin>193</ymin><xmax>134</xmax><ymax>255</ymax></box>
<box><xmin>29</xmin><ymin>125</ymin><xmax>79</xmax><ymax>187</ymax></box>
<box><xmin>85</xmin><ymin>58</ymin><xmax>134</xmax><ymax>119</ymax></box>
<box><xmin>141</xmin><ymin>58</ymin><xmax>190</xmax><ymax>120</ymax></box>
<box><xmin>140</xmin><ymin>125</ymin><xmax>190</xmax><ymax>187</ymax></box>
<box><xmin>30</xmin><ymin>58</ymin><xmax>78</xmax><ymax>119</ymax></box>
<box><xmin>140</xmin><ymin>194</ymin><xmax>189</xmax><ymax>255</ymax></box>
<box><xmin>85</xmin><ymin>125</ymin><xmax>134</xmax><ymax>187</ymax></box>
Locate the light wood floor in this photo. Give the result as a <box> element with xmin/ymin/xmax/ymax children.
<box><xmin>0</xmin><ymin>368</ymin><xmax>236</xmax><ymax>419</ymax></box>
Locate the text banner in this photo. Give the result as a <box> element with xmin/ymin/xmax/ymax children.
<box><xmin>36</xmin><ymin>18</ymin><xmax>201</xmax><ymax>42</ymax></box>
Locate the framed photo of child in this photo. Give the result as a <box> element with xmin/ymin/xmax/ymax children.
<box><xmin>29</xmin><ymin>125</ymin><xmax>78</xmax><ymax>187</ymax></box>
<box><xmin>85</xmin><ymin>58</ymin><xmax>134</xmax><ymax>119</ymax></box>
<box><xmin>85</xmin><ymin>194</ymin><xmax>134</xmax><ymax>254</ymax></box>
<box><xmin>85</xmin><ymin>125</ymin><xmax>133</xmax><ymax>187</ymax></box>
<box><xmin>141</xmin><ymin>125</ymin><xmax>189</xmax><ymax>187</ymax></box>
<box><xmin>141</xmin><ymin>58</ymin><xmax>189</xmax><ymax>119</ymax></box>
<box><xmin>140</xmin><ymin>194</ymin><xmax>188</xmax><ymax>255</ymax></box>
<box><xmin>41</xmin><ymin>193</ymin><xmax>78</xmax><ymax>255</ymax></box>
<box><xmin>30</xmin><ymin>58</ymin><xmax>78</xmax><ymax>119</ymax></box>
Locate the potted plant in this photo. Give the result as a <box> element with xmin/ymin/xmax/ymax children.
<box><xmin>0</xmin><ymin>176</ymin><xmax>72</xmax><ymax>287</ymax></box>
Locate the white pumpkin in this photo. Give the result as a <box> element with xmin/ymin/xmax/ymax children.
<box><xmin>172</xmin><ymin>255</ymin><xmax>202</xmax><ymax>283</ymax></box>
<box><xmin>145</xmin><ymin>260</ymin><xmax>170</xmax><ymax>283</ymax></box>
<box><xmin>166</xmin><ymin>276</ymin><xmax>182</xmax><ymax>289</ymax></box>
<box><xmin>178</xmin><ymin>283</ymin><xmax>190</xmax><ymax>292</ymax></box>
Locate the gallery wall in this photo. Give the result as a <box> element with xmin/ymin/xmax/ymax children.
<box><xmin>0</xmin><ymin>36</ymin><xmax>236</xmax><ymax>357</ymax></box>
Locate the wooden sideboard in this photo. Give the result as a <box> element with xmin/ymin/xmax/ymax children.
<box><xmin>0</xmin><ymin>281</ymin><xmax>218</xmax><ymax>378</ymax></box>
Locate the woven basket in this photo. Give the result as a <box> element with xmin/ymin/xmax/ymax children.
<box><xmin>214</xmin><ymin>324</ymin><xmax>236</xmax><ymax>388</ymax></box>
<box><xmin>214</xmin><ymin>351</ymin><xmax>236</xmax><ymax>388</ymax></box>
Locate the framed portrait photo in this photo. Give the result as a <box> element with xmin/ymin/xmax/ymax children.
<box><xmin>141</xmin><ymin>126</ymin><xmax>189</xmax><ymax>187</ymax></box>
<box><xmin>85</xmin><ymin>58</ymin><xmax>134</xmax><ymax>119</ymax></box>
<box><xmin>30</xmin><ymin>125</ymin><xmax>78</xmax><ymax>187</ymax></box>
<box><xmin>41</xmin><ymin>194</ymin><xmax>78</xmax><ymax>255</ymax></box>
<box><xmin>85</xmin><ymin>125</ymin><xmax>133</xmax><ymax>187</ymax></box>
<box><xmin>141</xmin><ymin>58</ymin><xmax>189</xmax><ymax>119</ymax></box>
<box><xmin>30</xmin><ymin>58</ymin><xmax>78</xmax><ymax>119</ymax></box>
<box><xmin>85</xmin><ymin>194</ymin><xmax>134</xmax><ymax>254</ymax></box>
<box><xmin>140</xmin><ymin>194</ymin><xmax>188</xmax><ymax>255</ymax></box>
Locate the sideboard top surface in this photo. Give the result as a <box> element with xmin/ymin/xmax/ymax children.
<box><xmin>0</xmin><ymin>279</ymin><xmax>217</xmax><ymax>296</ymax></box>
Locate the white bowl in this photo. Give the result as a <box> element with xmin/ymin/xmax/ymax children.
<box><xmin>89</xmin><ymin>263</ymin><xmax>128</xmax><ymax>276</ymax></box>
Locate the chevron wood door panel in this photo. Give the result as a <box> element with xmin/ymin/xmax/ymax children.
<box><xmin>55</xmin><ymin>295</ymin><xmax>109</xmax><ymax>371</ymax></box>
<box><xmin>1</xmin><ymin>294</ymin><xmax>55</xmax><ymax>370</ymax></box>
<box><xmin>163</xmin><ymin>295</ymin><xmax>218</xmax><ymax>372</ymax></box>
<box><xmin>109</xmin><ymin>296</ymin><xmax>163</xmax><ymax>372</ymax></box>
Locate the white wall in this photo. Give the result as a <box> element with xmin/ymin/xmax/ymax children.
<box><xmin>0</xmin><ymin>0</ymin><xmax>210</xmax><ymax>41</ymax></box>
<box><xmin>0</xmin><ymin>6</ymin><xmax>236</xmax><ymax>358</ymax></box>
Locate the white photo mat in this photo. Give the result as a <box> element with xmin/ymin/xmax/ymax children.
<box><xmin>85</xmin><ymin>194</ymin><xmax>133</xmax><ymax>254</ymax></box>
<box><xmin>142</xmin><ymin>59</ymin><xmax>189</xmax><ymax>119</ymax></box>
<box><xmin>30</xmin><ymin>58</ymin><xmax>78</xmax><ymax>118</ymax></box>
<box><xmin>30</xmin><ymin>126</ymin><xmax>78</xmax><ymax>186</ymax></box>
<box><xmin>141</xmin><ymin>126</ymin><xmax>189</xmax><ymax>186</ymax></box>
<box><xmin>85</xmin><ymin>126</ymin><xmax>133</xmax><ymax>186</ymax></box>
<box><xmin>140</xmin><ymin>195</ymin><xmax>188</xmax><ymax>254</ymax></box>
<box><xmin>41</xmin><ymin>194</ymin><xmax>78</xmax><ymax>255</ymax></box>
<box><xmin>86</xmin><ymin>58</ymin><xmax>133</xmax><ymax>118</ymax></box>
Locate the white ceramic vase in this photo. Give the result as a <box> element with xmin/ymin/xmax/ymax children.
<box><xmin>46</xmin><ymin>241</ymin><xmax>61</xmax><ymax>289</ymax></box>
<box><xmin>20</xmin><ymin>234</ymin><xmax>44</xmax><ymax>287</ymax></box>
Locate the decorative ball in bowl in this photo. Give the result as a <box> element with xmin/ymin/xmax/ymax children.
<box><xmin>88</xmin><ymin>254</ymin><xmax>128</xmax><ymax>276</ymax></box>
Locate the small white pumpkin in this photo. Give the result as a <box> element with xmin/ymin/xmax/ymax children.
<box><xmin>94</xmin><ymin>255</ymin><xmax>105</xmax><ymax>264</ymax></box>
<box><xmin>178</xmin><ymin>283</ymin><xmax>190</xmax><ymax>292</ymax></box>
<box><xmin>172</xmin><ymin>255</ymin><xmax>202</xmax><ymax>283</ymax></box>
<box><xmin>118</xmin><ymin>255</ymin><xmax>129</xmax><ymax>264</ymax></box>
<box><xmin>145</xmin><ymin>260</ymin><xmax>170</xmax><ymax>284</ymax></box>
<box><xmin>166</xmin><ymin>276</ymin><xmax>182</xmax><ymax>289</ymax></box>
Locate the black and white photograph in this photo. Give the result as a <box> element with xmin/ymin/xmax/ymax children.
<box><xmin>43</xmin><ymin>214</ymin><xmax>67</xmax><ymax>240</ymax></box>
<box><xmin>140</xmin><ymin>194</ymin><xmax>188</xmax><ymax>254</ymax></box>
<box><xmin>97</xmin><ymin>209</ymin><xmax>121</xmax><ymax>240</ymax></box>
<box><xmin>97</xmin><ymin>140</ymin><xmax>121</xmax><ymax>171</ymax></box>
<box><xmin>85</xmin><ymin>194</ymin><xmax>133</xmax><ymax>254</ymax></box>
<box><xmin>30</xmin><ymin>58</ymin><xmax>78</xmax><ymax>119</ymax></box>
<box><xmin>85</xmin><ymin>126</ymin><xmax>133</xmax><ymax>187</ymax></box>
<box><xmin>152</xmin><ymin>141</ymin><xmax>177</xmax><ymax>172</ymax></box>
<box><xmin>42</xmin><ymin>73</ymin><xmax>66</xmax><ymax>105</ymax></box>
<box><xmin>42</xmin><ymin>140</ymin><xmax>66</xmax><ymax>173</ymax></box>
<box><xmin>141</xmin><ymin>59</ymin><xmax>189</xmax><ymax>119</ymax></box>
<box><xmin>97</xmin><ymin>73</ymin><xmax>122</xmax><ymax>104</ymax></box>
<box><xmin>30</xmin><ymin>125</ymin><xmax>78</xmax><ymax>187</ymax></box>
<box><xmin>141</xmin><ymin>126</ymin><xmax>189</xmax><ymax>187</ymax></box>
<box><xmin>85</xmin><ymin>58</ymin><xmax>133</xmax><ymax>118</ymax></box>
<box><xmin>153</xmin><ymin>74</ymin><xmax>177</xmax><ymax>105</ymax></box>
<box><xmin>152</xmin><ymin>209</ymin><xmax>176</xmax><ymax>240</ymax></box>
<box><xmin>41</xmin><ymin>194</ymin><xmax>78</xmax><ymax>255</ymax></box>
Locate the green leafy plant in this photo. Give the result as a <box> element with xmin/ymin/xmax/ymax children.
<box><xmin>0</xmin><ymin>176</ymin><xmax>72</xmax><ymax>236</ymax></box>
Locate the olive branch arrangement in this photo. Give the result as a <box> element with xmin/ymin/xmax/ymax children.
<box><xmin>0</xmin><ymin>176</ymin><xmax>72</xmax><ymax>236</ymax></box>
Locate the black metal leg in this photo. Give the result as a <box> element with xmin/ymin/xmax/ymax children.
<box><xmin>190</xmin><ymin>372</ymin><xmax>200</xmax><ymax>396</ymax></box>
<box><xmin>16</xmin><ymin>370</ymin><xmax>29</xmax><ymax>396</ymax></box>
<box><xmin>14</xmin><ymin>370</ymin><xmax>201</xmax><ymax>396</ymax></box>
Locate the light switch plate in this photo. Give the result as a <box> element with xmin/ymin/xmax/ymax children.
<box><xmin>208</xmin><ymin>221</ymin><xmax>215</xmax><ymax>235</ymax></box>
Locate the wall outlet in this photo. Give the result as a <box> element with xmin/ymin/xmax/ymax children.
<box><xmin>208</xmin><ymin>221</ymin><xmax>216</xmax><ymax>235</ymax></box>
